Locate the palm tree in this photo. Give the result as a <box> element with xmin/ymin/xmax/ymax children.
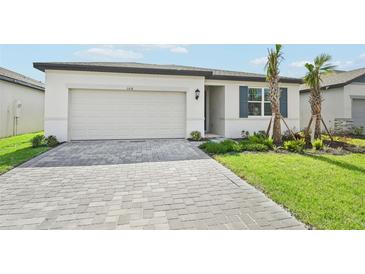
<box><xmin>265</xmin><ymin>44</ymin><xmax>284</xmax><ymax>145</ymax></box>
<box><xmin>304</xmin><ymin>54</ymin><xmax>335</xmax><ymax>140</ymax></box>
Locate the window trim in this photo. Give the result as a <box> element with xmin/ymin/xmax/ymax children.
<box><xmin>248</xmin><ymin>87</ymin><xmax>272</xmax><ymax>117</ymax></box>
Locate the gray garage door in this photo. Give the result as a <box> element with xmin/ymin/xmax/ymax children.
<box><xmin>352</xmin><ymin>99</ymin><xmax>365</xmax><ymax>128</ymax></box>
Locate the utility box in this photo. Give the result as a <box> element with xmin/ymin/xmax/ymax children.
<box><xmin>14</xmin><ymin>100</ymin><xmax>22</xmax><ymax>118</ymax></box>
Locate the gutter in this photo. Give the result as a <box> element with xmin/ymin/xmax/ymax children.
<box><xmin>0</xmin><ymin>75</ymin><xmax>44</xmax><ymax>91</ymax></box>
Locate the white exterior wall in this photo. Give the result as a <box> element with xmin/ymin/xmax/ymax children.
<box><xmin>344</xmin><ymin>83</ymin><xmax>365</xmax><ymax>118</ymax></box>
<box><xmin>0</xmin><ymin>80</ymin><xmax>44</xmax><ymax>138</ymax></box>
<box><xmin>44</xmin><ymin>70</ymin><xmax>205</xmax><ymax>142</ymax></box>
<box><xmin>300</xmin><ymin>87</ymin><xmax>345</xmax><ymax>130</ymax></box>
<box><xmin>206</xmin><ymin>80</ymin><xmax>300</xmax><ymax>138</ymax></box>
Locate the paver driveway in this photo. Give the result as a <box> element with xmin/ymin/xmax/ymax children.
<box><xmin>0</xmin><ymin>140</ymin><xmax>305</xmax><ymax>229</ymax></box>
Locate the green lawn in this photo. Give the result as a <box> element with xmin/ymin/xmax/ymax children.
<box><xmin>0</xmin><ymin>132</ymin><xmax>50</xmax><ymax>175</ymax></box>
<box><xmin>215</xmin><ymin>153</ymin><xmax>365</xmax><ymax>229</ymax></box>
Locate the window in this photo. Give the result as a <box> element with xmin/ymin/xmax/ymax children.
<box><xmin>248</xmin><ymin>88</ymin><xmax>272</xmax><ymax>116</ymax></box>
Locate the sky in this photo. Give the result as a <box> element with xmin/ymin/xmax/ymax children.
<box><xmin>1</xmin><ymin>44</ymin><xmax>365</xmax><ymax>82</ymax></box>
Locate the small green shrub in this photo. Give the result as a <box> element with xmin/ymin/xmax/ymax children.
<box><xmin>283</xmin><ymin>139</ymin><xmax>305</xmax><ymax>153</ymax></box>
<box><xmin>46</xmin><ymin>135</ymin><xmax>59</xmax><ymax>147</ymax></box>
<box><xmin>312</xmin><ymin>139</ymin><xmax>324</xmax><ymax>150</ymax></box>
<box><xmin>240</xmin><ymin>142</ymin><xmax>269</xmax><ymax>152</ymax></box>
<box><xmin>199</xmin><ymin>140</ymin><xmax>238</xmax><ymax>154</ymax></box>
<box><xmin>31</xmin><ymin>134</ymin><xmax>45</xmax><ymax>148</ymax></box>
<box><xmin>190</xmin><ymin>131</ymin><xmax>202</xmax><ymax>141</ymax></box>
<box><xmin>352</xmin><ymin>126</ymin><xmax>364</xmax><ymax>136</ymax></box>
<box><xmin>262</xmin><ymin>137</ymin><xmax>274</xmax><ymax>149</ymax></box>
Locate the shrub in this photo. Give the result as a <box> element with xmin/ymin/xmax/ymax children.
<box><xmin>46</xmin><ymin>135</ymin><xmax>59</xmax><ymax>147</ymax></box>
<box><xmin>352</xmin><ymin>126</ymin><xmax>364</xmax><ymax>136</ymax></box>
<box><xmin>190</xmin><ymin>131</ymin><xmax>202</xmax><ymax>141</ymax></box>
<box><xmin>31</xmin><ymin>134</ymin><xmax>45</xmax><ymax>148</ymax></box>
<box><xmin>312</xmin><ymin>139</ymin><xmax>324</xmax><ymax>150</ymax></box>
<box><xmin>199</xmin><ymin>140</ymin><xmax>238</xmax><ymax>154</ymax></box>
<box><xmin>263</xmin><ymin>137</ymin><xmax>274</xmax><ymax>149</ymax></box>
<box><xmin>247</xmin><ymin>134</ymin><xmax>273</xmax><ymax>149</ymax></box>
<box><xmin>240</xmin><ymin>142</ymin><xmax>269</xmax><ymax>152</ymax></box>
<box><xmin>283</xmin><ymin>139</ymin><xmax>305</xmax><ymax>153</ymax></box>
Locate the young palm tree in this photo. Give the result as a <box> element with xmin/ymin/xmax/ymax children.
<box><xmin>304</xmin><ymin>54</ymin><xmax>335</xmax><ymax>140</ymax></box>
<box><xmin>265</xmin><ymin>44</ymin><xmax>284</xmax><ymax>145</ymax></box>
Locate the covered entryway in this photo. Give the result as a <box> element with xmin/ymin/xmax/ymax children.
<box><xmin>352</xmin><ymin>98</ymin><xmax>365</xmax><ymax>128</ymax></box>
<box><xmin>69</xmin><ymin>89</ymin><xmax>186</xmax><ymax>140</ymax></box>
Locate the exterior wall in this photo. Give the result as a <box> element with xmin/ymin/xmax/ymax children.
<box><xmin>300</xmin><ymin>87</ymin><xmax>345</xmax><ymax>130</ymax></box>
<box><xmin>208</xmin><ymin>86</ymin><xmax>225</xmax><ymax>135</ymax></box>
<box><xmin>344</xmin><ymin>82</ymin><xmax>365</xmax><ymax>119</ymax></box>
<box><xmin>0</xmin><ymin>80</ymin><xmax>44</xmax><ymax>138</ymax></box>
<box><xmin>206</xmin><ymin>80</ymin><xmax>300</xmax><ymax>138</ymax></box>
<box><xmin>44</xmin><ymin>70</ymin><xmax>205</xmax><ymax>142</ymax></box>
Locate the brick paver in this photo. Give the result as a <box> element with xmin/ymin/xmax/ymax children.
<box><xmin>0</xmin><ymin>140</ymin><xmax>305</xmax><ymax>230</ymax></box>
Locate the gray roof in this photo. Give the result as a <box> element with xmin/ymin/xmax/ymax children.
<box><xmin>33</xmin><ymin>62</ymin><xmax>302</xmax><ymax>84</ymax></box>
<box><xmin>0</xmin><ymin>67</ymin><xmax>44</xmax><ymax>91</ymax></box>
<box><xmin>300</xmin><ymin>67</ymin><xmax>365</xmax><ymax>91</ymax></box>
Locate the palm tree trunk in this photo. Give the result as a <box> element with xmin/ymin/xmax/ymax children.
<box><xmin>271</xmin><ymin>104</ymin><xmax>281</xmax><ymax>145</ymax></box>
<box><xmin>314</xmin><ymin>115</ymin><xmax>321</xmax><ymax>139</ymax></box>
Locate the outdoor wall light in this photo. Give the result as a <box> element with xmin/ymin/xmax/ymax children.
<box><xmin>195</xmin><ymin>89</ymin><xmax>200</xmax><ymax>100</ymax></box>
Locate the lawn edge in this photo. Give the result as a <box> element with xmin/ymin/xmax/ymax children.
<box><xmin>213</xmin><ymin>152</ymin><xmax>315</xmax><ymax>230</ymax></box>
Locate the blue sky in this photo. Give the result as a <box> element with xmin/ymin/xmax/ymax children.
<box><xmin>1</xmin><ymin>44</ymin><xmax>365</xmax><ymax>82</ymax></box>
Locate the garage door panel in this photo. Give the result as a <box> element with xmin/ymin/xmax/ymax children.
<box><xmin>352</xmin><ymin>99</ymin><xmax>365</xmax><ymax>128</ymax></box>
<box><xmin>69</xmin><ymin>89</ymin><xmax>186</xmax><ymax>140</ymax></box>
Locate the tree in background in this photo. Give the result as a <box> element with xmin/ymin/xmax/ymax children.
<box><xmin>304</xmin><ymin>54</ymin><xmax>335</xmax><ymax>140</ymax></box>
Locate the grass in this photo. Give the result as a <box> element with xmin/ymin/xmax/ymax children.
<box><xmin>215</xmin><ymin>152</ymin><xmax>365</xmax><ymax>229</ymax></box>
<box><xmin>0</xmin><ymin>132</ymin><xmax>50</xmax><ymax>175</ymax></box>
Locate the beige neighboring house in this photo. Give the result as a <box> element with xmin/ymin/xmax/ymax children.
<box><xmin>0</xmin><ymin>67</ymin><xmax>45</xmax><ymax>138</ymax></box>
<box><xmin>300</xmin><ymin>68</ymin><xmax>365</xmax><ymax>131</ymax></box>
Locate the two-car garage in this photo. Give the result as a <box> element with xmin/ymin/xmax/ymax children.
<box><xmin>69</xmin><ymin>89</ymin><xmax>187</xmax><ymax>140</ymax></box>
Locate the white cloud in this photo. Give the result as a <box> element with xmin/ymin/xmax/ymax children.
<box><xmin>250</xmin><ymin>57</ymin><xmax>266</xmax><ymax>65</ymax></box>
<box><xmin>359</xmin><ymin>53</ymin><xmax>365</xmax><ymax>59</ymax></box>
<box><xmin>332</xmin><ymin>60</ymin><xmax>354</xmax><ymax>69</ymax></box>
<box><xmin>169</xmin><ymin>46</ymin><xmax>188</xmax><ymax>54</ymax></box>
<box><xmin>289</xmin><ymin>60</ymin><xmax>311</xmax><ymax>68</ymax></box>
<box><xmin>75</xmin><ymin>46</ymin><xmax>143</xmax><ymax>60</ymax></box>
<box><xmin>74</xmin><ymin>44</ymin><xmax>189</xmax><ymax>60</ymax></box>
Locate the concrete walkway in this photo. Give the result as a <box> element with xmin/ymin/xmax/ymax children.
<box><xmin>0</xmin><ymin>140</ymin><xmax>305</xmax><ymax>229</ymax></box>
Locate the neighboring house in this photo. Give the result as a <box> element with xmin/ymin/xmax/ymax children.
<box><xmin>33</xmin><ymin>62</ymin><xmax>302</xmax><ymax>142</ymax></box>
<box><xmin>0</xmin><ymin>67</ymin><xmax>45</xmax><ymax>138</ymax></box>
<box><xmin>300</xmin><ymin>68</ymin><xmax>365</xmax><ymax>131</ymax></box>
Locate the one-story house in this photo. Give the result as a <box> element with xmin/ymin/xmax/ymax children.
<box><xmin>33</xmin><ymin>62</ymin><xmax>302</xmax><ymax>142</ymax></box>
<box><xmin>0</xmin><ymin>67</ymin><xmax>45</xmax><ymax>138</ymax></box>
<box><xmin>300</xmin><ymin>68</ymin><xmax>365</xmax><ymax>131</ymax></box>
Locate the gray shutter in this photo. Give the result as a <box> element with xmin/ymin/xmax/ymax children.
<box><xmin>280</xmin><ymin>88</ymin><xmax>288</xmax><ymax>118</ymax></box>
<box><xmin>239</xmin><ymin>86</ymin><xmax>248</xmax><ymax>118</ymax></box>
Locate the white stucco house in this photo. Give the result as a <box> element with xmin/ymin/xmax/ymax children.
<box><xmin>33</xmin><ymin>62</ymin><xmax>302</xmax><ymax>142</ymax></box>
<box><xmin>0</xmin><ymin>67</ymin><xmax>45</xmax><ymax>138</ymax></box>
<box><xmin>300</xmin><ymin>68</ymin><xmax>365</xmax><ymax>131</ymax></box>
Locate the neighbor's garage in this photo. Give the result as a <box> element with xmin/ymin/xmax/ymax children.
<box><xmin>352</xmin><ymin>98</ymin><xmax>365</xmax><ymax>128</ymax></box>
<box><xmin>69</xmin><ymin>89</ymin><xmax>186</xmax><ymax>140</ymax></box>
